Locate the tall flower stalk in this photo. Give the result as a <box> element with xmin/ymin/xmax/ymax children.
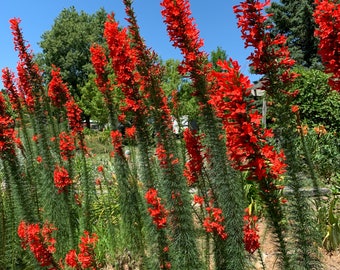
<box><xmin>234</xmin><ymin>0</ymin><xmax>322</xmax><ymax>268</ymax></box>
<box><xmin>93</xmin><ymin>18</ymin><xmax>146</xmax><ymax>261</ymax></box>
<box><xmin>210</xmin><ymin>58</ymin><xmax>288</xmax><ymax>266</ymax></box>
<box><xmin>121</xmin><ymin>1</ymin><xmax>203</xmax><ymax>268</ymax></box>
<box><xmin>161</xmin><ymin>1</ymin><xmax>246</xmax><ymax>269</ymax></box>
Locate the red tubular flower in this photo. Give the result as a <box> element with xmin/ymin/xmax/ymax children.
<box><xmin>314</xmin><ymin>0</ymin><xmax>340</xmax><ymax>92</ymax></box>
<box><xmin>145</xmin><ymin>188</ymin><xmax>168</xmax><ymax>229</ymax></box>
<box><xmin>77</xmin><ymin>231</ymin><xmax>98</xmax><ymax>269</ymax></box>
<box><xmin>234</xmin><ymin>0</ymin><xmax>297</xmax><ymax>92</ymax></box>
<box><xmin>155</xmin><ymin>142</ymin><xmax>178</xmax><ymax>168</ymax></box>
<box><xmin>65</xmin><ymin>231</ymin><xmax>98</xmax><ymax>269</ymax></box>
<box><xmin>1</xmin><ymin>68</ymin><xmax>21</xmax><ymax>111</ymax></box>
<box><xmin>97</xmin><ymin>165</ymin><xmax>104</xmax><ymax>173</ymax></box>
<box><xmin>48</xmin><ymin>65</ymin><xmax>71</xmax><ymax>108</ymax></box>
<box><xmin>110</xmin><ymin>130</ymin><xmax>124</xmax><ymax>157</ymax></box>
<box><xmin>53</xmin><ymin>165</ymin><xmax>72</xmax><ymax>193</ymax></box>
<box><xmin>65</xmin><ymin>249</ymin><xmax>78</xmax><ymax>268</ymax></box>
<box><xmin>243</xmin><ymin>208</ymin><xmax>260</xmax><ymax>254</ymax></box>
<box><xmin>16</xmin><ymin>61</ymin><xmax>35</xmax><ymax>110</ymax></box>
<box><xmin>10</xmin><ymin>18</ymin><xmax>44</xmax><ymax>106</ymax></box>
<box><xmin>125</xmin><ymin>126</ymin><xmax>136</xmax><ymax>138</ymax></box>
<box><xmin>193</xmin><ymin>194</ymin><xmax>204</xmax><ymax>205</ymax></box>
<box><xmin>59</xmin><ymin>131</ymin><xmax>76</xmax><ymax>161</ymax></box>
<box><xmin>183</xmin><ymin>128</ymin><xmax>204</xmax><ymax>185</ymax></box>
<box><xmin>104</xmin><ymin>14</ymin><xmax>145</xmax><ymax>115</ymax></box>
<box><xmin>90</xmin><ymin>44</ymin><xmax>111</xmax><ymax>94</ymax></box>
<box><xmin>161</xmin><ymin>0</ymin><xmax>206</xmax><ymax>75</ymax></box>
<box><xmin>0</xmin><ymin>92</ymin><xmax>22</xmax><ymax>158</ymax></box>
<box><xmin>9</xmin><ymin>18</ymin><xmax>32</xmax><ymax>64</ymax></box>
<box><xmin>17</xmin><ymin>220</ymin><xmax>57</xmax><ymax>268</ymax></box>
<box><xmin>210</xmin><ymin>59</ymin><xmax>286</xmax><ymax>182</ymax></box>
<box><xmin>203</xmin><ymin>206</ymin><xmax>228</xmax><ymax>240</ymax></box>
<box><xmin>65</xmin><ymin>99</ymin><xmax>83</xmax><ymax>135</ymax></box>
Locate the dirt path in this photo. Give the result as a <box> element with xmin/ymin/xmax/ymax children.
<box><xmin>251</xmin><ymin>218</ymin><xmax>340</xmax><ymax>270</ymax></box>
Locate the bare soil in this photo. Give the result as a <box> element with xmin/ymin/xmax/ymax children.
<box><xmin>251</xmin><ymin>218</ymin><xmax>340</xmax><ymax>270</ymax></box>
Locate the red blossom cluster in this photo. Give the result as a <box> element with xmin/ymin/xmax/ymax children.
<box><xmin>145</xmin><ymin>188</ymin><xmax>168</xmax><ymax>229</ymax></box>
<box><xmin>48</xmin><ymin>65</ymin><xmax>71</xmax><ymax>108</ymax></box>
<box><xmin>103</xmin><ymin>14</ymin><xmax>145</xmax><ymax>114</ymax></box>
<box><xmin>9</xmin><ymin>18</ymin><xmax>33</xmax><ymax>64</ymax></box>
<box><xmin>0</xmin><ymin>92</ymin><xmax>22</xmax><ymax>158</ymax></box>
<box><xmin>17</xmin><ymin>220</ymin><xmax>57</xmax><ymax>268</ymax></box>
<box><xmin>125</xmin><ymin>125</ymin><xmax>136</xmax><ymax>138</ymax></box>
<box><xmin>194</xmin><ymin>194</ymin><xmax>227</xmax><ymax>240</ymax></box>
<box><xmin>155</xmin><ymin>142</ymin><xmax>179</xmax><ymax>168</ymax></box>
<box><xmin>59</xmin><ymin>131</ymin><xmax>76</xmax><ymax>161</ymax></box>
<box><xmin>203</xmin><ymin>206</ymin><xmax>228</xmax><ymax>240</ymax></box>
<box><xmin>243</xmin><ymin>208</ymin><xmax>260</xmax><ymax>254</ymax></box>
<box><xmin>16</xmin><ymin>61</ymin><xmax>36</xmax><ymax>110</ymax></box>
<box><xmin>97</xmin><ymin>165</ymin><xmax>104</xmax><ymax>173</ymax></box>
<box><xmin>160</xmin><ymin>0</ymin><xmax>206</xmax><ymax>75</ymax></box>
<box><xmin>210</xmin><ymin>60</ymin><xmax>286</xmax><ymax>182</ymax></box>
<box><xmin>234</xmin><ymin>0</ymin><xmax>298</xmax><ymax>90</ymax></box>
<box><xmin>183</xmin><ymin>128</ymin><xmax>205</xmax><ymax>185</ymax></box>
<box><xmin>65</xmin><ymin>99</ymin><xmax>83</xmax><ymax>135</ymax></box>
<box><xmin>53</xmin><ymin>165</ymin><xmax>73</xmax><ymax>193</ymax></box>
<box><xmin>1</xmin><ymin>68</ymin><xmax>21</xmax><ymax>111</ymax></box>
<box><xmin>90</xmin><ymin>44</ymin><xmax>111</xmax><ymax>94</ymax></box>
<box><xmin>110</xmin><ymin>130</ymin><xmax>124</xmax><ymax>157</ymax></box>
<box><xmin>10</xmin><ymin>18</ymin><xmax>43</xmax><ymax>109</ymax></box>
<box><xmin>314</xmin><ymin>0</ymin><xmax>340</xmax><ymax>92</ymax></box>
<box><xmin>65</xmin><ymin>231</ymin><xmax>98</xmax><ymax>269</ymax></box>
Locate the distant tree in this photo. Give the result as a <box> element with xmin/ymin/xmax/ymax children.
<box><xmin>161</xmin><ymin>59</ymin><xmax>199</xmax><ymax>119</ymax></box>
<box><xmin>161</xmin><ymin>58</ymin><xmax>182</xmax><ymax>97</ymax></box>
<box><xmin>210</xmin><ymin>46</ymin><xmax>227</xmax><ymax>71</ymax></box>
<box><xmin>267</xmin><ymin>0</ymin><xmax>321</xmax><ymax>68</ymax></box>
<box><xmin>38</xmin><ymin>7</ymin><xmax>107</xmax><ymax>100</ymax></box>
<box><xmin>78</xmin><ymin>74</ymin><xmax>109</xmax><ymax>127</ymax></box>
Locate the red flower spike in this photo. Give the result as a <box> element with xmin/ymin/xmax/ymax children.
<box><xmin>145</xmin><ymin>188</ymin><xmax>168</xmax><ymax>229</ymax></box>
<box><xmin>0</xmin><ymin>92</ymin><xmax>23</xmax><ymax>157</ymax></box>
<box><xmin>53</xmin><ymin>165</ymin><xmax>72</xmax><ymax>193</ymax></box>
<box><xmin>10</xmin><ymin>18</ymin><xmax>44</xmax><ymax>110</ymax></box>
<box><xmin>59</xmin><ymin>131</ymin><xmax>76</xmax><ymax>161</ymax></box>
<box><xmin>110</xmin><ymin>130</ymin><xmax>124</xmax><ymax>157</ymax></box>
<box><xmin>65</xmin><ymin>231</ymin><xmax>98</xmax><ymax>269</ymax></box>
<box><xmin>1</xmin><ymin>68</ymin><xmax>21</xmax><ymax>111</ymax></box>
<box><xmin>243</xmin><ymin>209</ymin><xmax>260</xmax><ymax>254</ymax></box>
<box><xmin>234</xmin><ymin>0</ymin><xmax>298</xmax><ymax>94</ymax></box>
<box><xmin>17</xmin><ymin>221</ymin><xmax>57</xmax><ymax>267</ymax></box>
<box><xmin>90</xmin><ymin>43</ymin><xmax>111</xmax><ymax>94</ymax></box>
<box><xmin>203</xmin><ymin>206</ymin><xmax>228</xmax><ymax>240</ymax></box>
<box><xmin>65</xmin><ymin>99</ymin><xmax>83</xmax><ymax>135</ymax></box>
<box><xmin>210</xmin><ymin>59</ymin><xmax>287</xmax><ymax>182</ymax></box>
<box><xmin>104</xmin><ymin>14</ymin><xmax>146</xmax><ymax>116</ymax></box>
<box><xmin>314</xmin><ymin>0</ymin><xmax>340</xmax><ymax>92</ymax></box>
<box><xmin>183</xmin><ymin>128</ymin><xmax>204</xmax><ymax>185</ymax></box>
<box><xmin>48</xmin><ymin>65</ymin><xmax>71</xmax><ymax>108</ymax></box>
<box><xmin>161</xmin><ymin>0</ymin><xmax>206</xmax><ymax>75</ymax></box>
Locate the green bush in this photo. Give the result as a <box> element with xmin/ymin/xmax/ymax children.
<box><xmin>292</xmin><ymin>67</ymin><xmax>340</xmax><ymax>133</ymax></box>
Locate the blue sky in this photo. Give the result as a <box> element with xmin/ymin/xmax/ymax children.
<box><xmin>0</xmin><ymin>0</ymin><xmax>260</xmax><ymax>89</ymax></box>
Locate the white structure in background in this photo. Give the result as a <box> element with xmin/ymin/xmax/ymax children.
<box><xmin>251</xmin><ymin>80</ymin><xmax>267</xmax><ymax>127</ymax></box>
<box><xmin>172</xmin><ymin>115</ymin><xmax>189</xmax><ymax>135</ymax></box>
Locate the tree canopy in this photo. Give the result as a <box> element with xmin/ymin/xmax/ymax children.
<box><xmin>38</xmin><ymin>7</ymin><xmax>107</xmax><ymax>99</ymax></box>
<box><xmin>267</xmin><ymin>0</ymin><xmax>320</xmax><ymax>68</ymax></box>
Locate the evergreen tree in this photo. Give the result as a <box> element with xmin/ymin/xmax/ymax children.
<box><xmin>210</xmin><ymin>46</ymin><xmax>227</xmax><ymax>71</ymax></box>
<box><xmin>267</xmin><ymin>0</ymin><xmax>321</xmax><ymax>68</ymax></box>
